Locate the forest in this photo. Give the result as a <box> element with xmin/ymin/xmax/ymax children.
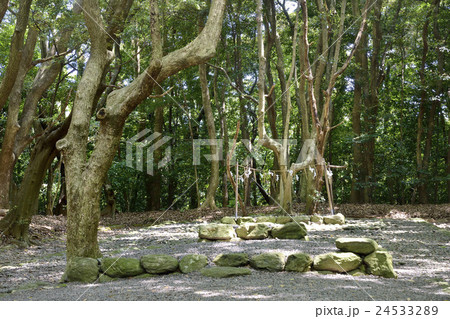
<box><xmin>0</xmin><ymin>0</ymin><xmax>449</xmax><ymax>302</ymax></box>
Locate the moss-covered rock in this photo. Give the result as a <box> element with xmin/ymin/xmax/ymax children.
<box><xmin>140</xmin><ymin>254</ymin><xmax>179</xmax><ymax>274</ymax></box>
<box><xmin>276</xmin><ymin>216</ymin><xmax>292</xmax><ymax>224</ymax></box>
<box><xmin>97</xmin><ymin>274</ymin><xmax>118</xmax><ymax>283</ymax></box>
<box><xmin>285</xmin><ymin>253</ymin><xmax>313</xmax><ymax>272</ymax></box>
<box><xmin>237</xmin><ymin>217</ymin><xmax>256</xmax><ymax>224</ymax></box>
<box><xmin>313</xmin><ymin>252</ymin><xmax>362</xmax><ymax>273</ymax></box>
<box><xmin>100</xmin><ymin>257</ymin><xmax>144</xmax><ymax>278</ymax></box>
<box><xmin>323</xmin><ymin>213</ymin><xmax>345</xmax><ymax>225</ymax></box>
<box><xmin>250</xmin><ymin>252</ymin><xmax>285</xmax><ymax>272</ymax></box>
<box><xmin>292</xmin><ymin>216</ymin><xmax>311</xmax><ymax>224</ymax></box>
<box><xmin>335</xmin><ymin>238</ymin><xmax>379</xmax><ymax>255</ymax></box>
<box><xmin>66</xmin><ymin>257</ymin><xmax>99</xmax><ymax>283</ymax></box>
<box><xmin>364</xmin><ymin>251</ymin><xmax>397</xmax><ymax>279</ymax></box>
<box><xmin>198</xmin><ymin>224</ymin><xmax>236</xmax><ymax>240</ymax></box>
<box><xmin>213</xmin><ymin>253</ymin><xmax>249</xmax><ymax>267</ymax></box>
<box><xmin>220</xmin><ymin>216</ymin><xmax>237</xmax><ymax>224</ymax></box>
<box><xmin>179</xmin><ymin>254</ymin><xmax>208</xmax><ymax>273</ymax></box>
<box><xmin>310</xmin><ymin>215</ymin><xmax>323</xmax><ymax>224</ymax></box>
<box><xmin>200</xmin><ymin>267</ymin><xmax>251</xmax><ymax>278</ymax></box>
<box><xmin>271</xmin><ymin>222</ymin><xmax>307</xmax><ymax>239</ymax></box>
<box><xmin>236</xmin><ymin>223</ymin><xmax>270</xmax><ymax>239</ymax></box>
<box><xmin>255</xmin><ymin>216</ymin><xmax>277</xmax><ymax>223</ymax></box>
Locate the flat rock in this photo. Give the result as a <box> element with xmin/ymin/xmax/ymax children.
<box><xmin>237</xmin><ymin>217</ymin><xmax>256</xmax><ymax>224</ymax></box>
<box><xmin>200</xmin><ymin>267</ymin><xmax>251</xmax><ymax>278</ymax></box>
<box><xmin>198</xmin><ymin>224</ymin><xmax>236</xmax><ymax>240</ymax></box>
<box><xmin>364</xmin><ymin>251</ymin><xmax>397</xmax><ymax>278</ymax></box>
<box><xmin>236</xmin><ymin>223</ymin><xmax>270</xmax><ymax>239</ymax></box>
<box><xmin>65</xmin><ymin>257</ymin><xmax>99</xmax><ymax>283</ymax></box>
<box><xmin>220</xmin><ymin>216</ymin><xmax>237</xmax><ymax>224</ymax></box>
<box><xmin>313</xmin><ymin>252</ymin><xmax>362</xmax><ymax>273</ymax></box>
<box><xmin>271</xmin><ymin>222</ymin><xmax>307</xmax><ymax>239</ymax></box>
<box><xmin>140</xmin><ymin>254</ymin><xmax>179</xmax><ymax>274</ymax></box>
<box><xmin>179</xmin><ymin>254</ymin><xmax>208</xmax><ymax>273</ymax></box>
<box><xmin>255</xmin><ymin>216</ymin><xmax>277</xmax><ymax>223</ymax></box>
<box><xmin>285</xmin><ymin>253</ymin><xmax>312</xmax><ymax>272</ymax></box>
<box><xmin>310</xmin><ymin>215</ymin><xmax>323</xmax><ymax>224</ymax></box>
<box><xmin>100</xmin><ymin>257</ymin><xmax>144</xmax><ymax>278</ymax></box>
<box><xmin>250</xmin><ymin>252</ymin><xmax>285</xmax><ymax>272</ymax></box>
<box><xmin>213</xmin><ymin>253</ymin><xmax>249</xmax><ymax>267</ymax></box>
<box><xmin>323</xmin><ymin>213</ymin><xmax>345</xmax><ymax>225</ymax></box>
<box><xmin>336</xmin><ymin>237</ymin><xmax>378</xmax><ymax>255</ymax></box>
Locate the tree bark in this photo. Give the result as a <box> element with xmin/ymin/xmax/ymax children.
<box><xmin>0</xmin><ymin>0</ymin><xmax>32</xmax><ymax>111</ymax></box>
<box><xmin>57</xmin><ymin>0</ymin><xmax>227</xmax><ymax>261</ymax></box>
<box><xmin>199</xmin><ymin>63</ymin><xmax>219</xmax><ymax>209</ymax></box>
<box><xmin>0</xmin><ymin>0</ymin><xmax>8</xmax><ymax>24</ymax></box>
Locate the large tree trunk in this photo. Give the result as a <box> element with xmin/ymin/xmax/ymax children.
<box><xmin>57</xmin><ymin>0</ymin><xmax>227</xmax><ymax>261</ymax></box>
<box><xmin>0</xmin><ymin>0</ymin><xmax>32</xmax><ymax>111</ymax></box>
<box><xmin>0</xmin><ymin>28</ymin><xmax>38</xmax><ymax>209</ymax></box>
<box><xmin>0</xmin><ymin>119</ymin><xmax>70</xmax><ymax>244</ymax></box>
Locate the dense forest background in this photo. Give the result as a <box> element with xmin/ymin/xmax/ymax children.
<box><xmin>0</xmin><ymin>0</ymin><xmax>448</xmax><ymax>223</ymax></box>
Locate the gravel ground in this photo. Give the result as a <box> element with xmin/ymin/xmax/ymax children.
<box><xmin>0</xmin><ymin>218</ymin><xmax>449</xmax><ymax>301</ymax></box>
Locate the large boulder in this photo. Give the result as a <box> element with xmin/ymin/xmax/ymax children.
<box><xmin>220</xmin><ymin>216</ymin><xmax>237</xmax><ymax>224</ymax></box>
<box><xmin>313</xmin><ymin>252</ymin><xmax>362</xmax><ymax>273</ymax></box>
<box><xmin>213</xmin><ymin>253</ymin><xmax>249</xmax><ymax>267</ymax></box>
<box><xmin>237</xmin><ymin>217</ymin><xmax>256</xmax><ymax>224</ymax></box>
<box><xmin>335</xmin><ymin>238</ymin><xmax>379</xmax><ymax>255</ymax></box>
<box><xmin>179</xmin><ymin>254</ymin><xmax>208</xmax><ymax>273</ymax></box>
<box><xmin>140</xmin><ymin>254</ymin><xmax>179</xmax><ymax>274</ymax></box>
<box><xmin>236</xmin><ymin>223</ymin><xmax>270</xmax><ymax>240</ymax></box>
<box><xmin>271</xmin><ymin>222</ymin><xmax>307</xmax><ymax>239</ymax></box>
<box><xmin>250</xmin><ymin>252</ymin><xmax>285</xmax><ymax>272</ymax></box>
<box><xmin>255</xmin><ymin>216</ymin><xmax>277</xmax><ymax>223</ymax></box>
<box><xmin>198</xmin><ymin>224</ymin><xmax>236</xmax><ymax>240</ymax></box>
<box><xmin>65</xmin><ymin>257</ymin><xmax>99</xmax><ymax>283</ymax></box>
<box><xmin>285</xmin><ymin>253</ymin><xmax>313</xmax><ymax>272</ymax></box>
<box><xmin>364</xmin><ymin>251</ymin><xmax>397</xmax><ymax>278</ymax></box>
<box><xmin>201</xmin><ymin>267</ymin><xmax>251</xmax><ymax>278</ymax></box>
<box><xmin>323</xmin><ymin>213</ymin><xmax>345</xmax><ymax>225</ymax></box>
<box><xmin>100</xmin><ymin>257</ymin><xmax>144</xmax><ymax>278</ymax></box>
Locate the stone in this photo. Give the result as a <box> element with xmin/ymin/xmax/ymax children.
<box><xmin>179</xmin><ymin>254</ymin><xmax>208</xmax><ymax>273</ymax></box>
<box><xmin>364</xmin><ymin>251</ymin><xmax>397</xmax><ymax>279</ymax></box>
<box><xmin>237</xmin><ymin>217</ymin><xmax>256</xmax><ymax>224</ymax></box>
<box><xmin>97</xmin><ymin>274</ymin><xmax>118</xmax><ymax>283</ymax></box>
<box><xmin>292</xmin><ymin>216</ymin><xmax>311</xmax><ymax>224</ymax></box>
<box><xmin>255</xmin><ymin>216</ymin><xmax>277</xmax><ymax>223</ymax></box>
<box><xmin>271</xmin><ymin>222</ymin><xmax>307</xmax><ymax>239</ymax></box>
<box><xmin>213</xmin><ymin>253</ymin><xmax>249</xmax><ymax>267</ymax></box>
<box><xmin>285</xmin><ymin>253</ymin><xmax>313</xmax><ymax>272</ymax></box>
<box><xmin>220</xmin><ymin>216</ymin><xmax>237</xmax><ymax>224</ymax></box>
<box><xmin>313</xmin><ymin>252</ymin><xmax>362</xmax><ymax>273</ymax></box>
<box><xmin>276</xmin><ymin>216</ymin><xmax>292</xmax><ymax>224</ymax></box>
<box><xmin>140</xmin><ymin>254</ymin><xmax>179</xmax><ymax>274</ymax></box>
<box><xmin>100</xmin><ymin>257</ymin><xmax>144</xmax><ymax>278</ymax></box>
<box><xmin>198</xmin><ymin>224</ymin><xmax>236</xmax><ymax>240</ymax></box>
<box><xmin>323</xmin><ymin>213</ymin><xmax>345</xmax><ymax>225</ymax></box>
<box><xmin>250</xmin><ymin>252</ymin><xmax>285</xmax><ymax>272</ymax></box>
<box><xmin>336</xmin><ymin>237</ymin><xmax>379</xmax><ymax>255</ymax></box>
<box><xmin>236</xmin><ymin>223</ymin><xmax>270</xmax><ymax>240</ymax></box>
<box><xmin>348</xmin><ymin>269</ymin><xmax>366</xmax><ymax>277</ymax></box>
<box><xmin>200</xmin><ymin>267</ymin><xmax>251</xmax><ymax>278</ymax></box>
<box><xmin>65</xmin><ymin>257</ymin><xmax>99</xmax><ymax>283</ymax></box>
<box><xmin>310</xmin><ymin>215</ymin><xmax>323</xmax><ymax>224</ymax></box>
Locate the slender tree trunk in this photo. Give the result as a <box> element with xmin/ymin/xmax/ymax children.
<box><xmin>0</xmin><ymin>0</ymin><xmax>8</xmax><ymax>24</ymax></box>
<box><xmin>199</xmin><ymin>63</ymin><xmax>219</xmax><ymax>209</ymax></box>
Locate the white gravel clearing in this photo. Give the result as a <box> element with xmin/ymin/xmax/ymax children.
<box><xmin>0</xmin><ymin>218</ymin><xmax>449</xmax><ymax>301</ymax></box>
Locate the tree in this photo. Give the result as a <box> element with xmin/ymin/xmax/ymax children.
<box><xmin>56</xmin><ymin>0</ymin><xmax>227</xmax><ymax>260</ymax></box>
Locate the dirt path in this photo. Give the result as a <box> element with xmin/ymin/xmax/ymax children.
<box><xmin>0</xmin><ymin>217</ymin><xmax>449</xmax><ymax>301</ymax></box>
